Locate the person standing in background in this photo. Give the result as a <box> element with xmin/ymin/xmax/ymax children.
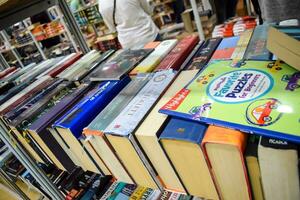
<box><xmin>257</xmin><ymin>0</ymin><xmax>300</xmax><ymax>23</ymax></box>
<box><xmin>214</xmin><ymin>0</ymin><xmax>238</xmax><ymax>24</ymax></box>
<box><xmin>99</xmin><ymin>0</ymin><xmax>160</xmax><ymax>50</ymax></box>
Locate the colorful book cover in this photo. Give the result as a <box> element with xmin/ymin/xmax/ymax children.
<box><xmin>90</xmin><ymin>49</ymin><xmax>153</xmax><ymax>81</ymax></box>
<box><xmin>54</xmin><ymin>76</ymin><xmax>130</xmax><ymax>138</ymax></box>
<box><xmin>85</xmin><ymin>73</ymin><xmax>151</xmax><ymax>133</ymax></box>
<box><xmin>154</xmin><ymin>36</ymin><xmax>199</xmax><ymax>71</ymax></box>
<box><xmin>130</xmin><ymin>40</ymin><xmax>178</xmax><ymax>75</ymax></box>
<box><xmin>185</xmin><ymin>38</ymin><xmax>222</xmax><ymax>70</ymax></box>
<box><xmin>105</xmin><ymin>70</ymin><xmax>176</xmax><ymax>136</ymax></box>
<box><xmin>231</xmin><ymin>29</ymin><xmax>253</xmax><ymax>61</ymax></box>
<box><xmin>244</xmin><ymin>25</ymin><xmax>271</xmax><ymax>60</ymax></box>
<box><xmin>210</xmin><ymin>36</ymin><xmax>240</xmax><ymax>60</ymax></box>
<box><xmin>160</xmin><ymin>60</ymin><xmax>300</xmax><ymax>142</ymax></box>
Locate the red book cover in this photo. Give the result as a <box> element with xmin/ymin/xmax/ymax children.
<box><xmin>47</xmin><ymin>53</ymin><xmax>82</xmax><ymax>77</ymax></box>
<box><xmin>154</xmin><ymin>36</ymin><xmax>199</xmax><ymax>71</ymax></box>
<box><xmin>0</xmin><ymin>67</ymin><xmax>17</xmax><ymax>79</ymax></box>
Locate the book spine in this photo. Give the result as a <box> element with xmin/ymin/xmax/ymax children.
<box><xmin>105</xmin><ymin>70</ymin><xmax>175</xmax><ymax>135</ymax></box>
<box><xmin>186</xmin><ymin>38</ymin><xmax>221</xmax><ymax>70</ymax></box>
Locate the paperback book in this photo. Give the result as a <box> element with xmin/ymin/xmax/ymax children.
<box><xmin>160</xmin><ymin>60</ymin><xmax>300</xmax><ymax>142</ymax></box>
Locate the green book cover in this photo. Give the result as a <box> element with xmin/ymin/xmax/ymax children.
<box><xmin>160</xmin><ymin>60</ymin><xmax>300</xmax><ymax>142</ymax></box>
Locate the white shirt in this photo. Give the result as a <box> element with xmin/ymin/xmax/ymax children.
<box><xmin>99</xmin><ymin>0</ymin><xmax>159</xmax><ymax>49</ymax></box>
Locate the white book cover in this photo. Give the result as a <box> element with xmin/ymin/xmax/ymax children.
<box><xmin>105</xmin><ymin>70</ymin><xmax>175</xmax><ymax>136</ymax></box>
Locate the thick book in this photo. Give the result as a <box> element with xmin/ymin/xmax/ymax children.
<box><xmin>0</xmin><ymin>67</ymin><xmax>17</xmax><ymax>79</ymax></box>
<box><xmin>159</xmin><ymin>118</ymin><xmax>219</xmax><ymax>199</ymax></box>
<box><xmin>202</xmin><ymin>126</ymin><xmax>251</xmax><ymax>200</ymax></box>
<box><xmin>83</xmin><ymin>74</ymin><xmax>152</xmax><ymax>183</ymax></box>
<box><xmin>258</xmin><ymin>137</ymin><xmax>300</xmax><ymax>200</ymax></box>
<box><xmin>0</xmin><ymin>76</ymin><xmax>54</xmax><ymax>117</ymax></box>
<box><xmin>0</xmin><ymin>63</ymin><xmax>36</xmax><ymax>83</ymax></box>
<box><xmin>104</xmin><ymin>70</ymin><xmax>176</xmax><ymax>189</ymax></box>
<box><xmin>53</xmin><ymin>77</ymin><xmax>130</xmax><ymax>173</ymax></box>
<box><xmin>27</xmin><ymin>84</ymin><xmax>93</xmax><ymax>172</ymax></box>
<box><xmin>89</xmin><ymin>49</ymin><xmax>153</xmax><ymax>81</ymax></box>
<box><xmin>185</xmin><ymin>38</ymin><xmax>222</xmax><ymax>70</ymax></box>
<box><xmin>135</xmin><ymin>70</ymin><xmax>199</xmax><ymax>192</ymax></box>
<box><xmin>245</xmin><ymin>135</ymin><xmax>264</xmax><ymax>200</ymax></box>
<box><xmin>129</xmin><ymin>40</ymin><xmax>177</xmax><ymax>75</ymax></box>
<box><xmin>14</xmin><ymin>58</ymin><xmax>62</xmax><ymax>84</ymax></box>
<box><xmin>71</xmin><ymin>50</ymin><xmax>115</xmax><ymax>82</ymax></box>
<box><xmin>159</xmin><ymin>60</ymin><xmax>300</xmax><ymax>143</ymax></box>
<box><xmin>267</xmin><ymin>26</ymin><xmax>300</xmax><ymax>71</ymax></box>
<box><xmin>4</xmin><ymin>79</ymin><xmax>64</xmax><ymax>123</ymax></box>
<box><xmin>47</xmin><ymin>53</ymin><xmax>82</xmax><ymax>77</ymax></box>
<box><xmin>210</xmin><ymin>36</ymin><xmax>240</xmax><ymax>60</ymax></box>
<box><xmin>154</xmin><ymin>36</ymin><xmax>199</xmax><ymax>71</ymax></box>
<box><xmin>58</xmin><ymin>50</ymin><xmax>101</xmax><ymax>81</ymax></box>
<box><xmin>244</xmin><ymin>25</ymin><xmax>272</xmax><ymax>60</ymax></box>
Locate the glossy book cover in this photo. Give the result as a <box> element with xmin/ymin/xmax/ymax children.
<box><xmin>89</xmin><ymin>49</ymin><xmax>153</xmax><ymax>81</ymax></box>
<box><xmin>54</xmin><ymin>76</ymin><xmax>130</xmax><ymax>138</ymax></box>
<box><xmin>160</xmin><ymin>60</ymin><xmax>300</xmax><ymax>142</ymax></box>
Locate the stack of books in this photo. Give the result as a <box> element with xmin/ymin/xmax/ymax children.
<box><xmin>0</xmin><ymin>31</ymin><xmax>299</xmax><ymax>200</ymax></box>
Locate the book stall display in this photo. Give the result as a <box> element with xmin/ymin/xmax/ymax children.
<box><xmin>0</xmin><ymin>0</ymin><xmax>299</xmax><ymax>200</ymax></box>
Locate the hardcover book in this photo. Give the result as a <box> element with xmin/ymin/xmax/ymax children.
<box><xmin>53</xmin><ymin>77</ymin><xmax>130</xmax><ymax>172</ymax></box>
<box><xmin>154</xmin><ymin>36</ymin><xmax>199</xmax><ymax>71</ymax></box>
<box><xmin>267</xmin><ymin>26</ymin><xmax>300</xmax><ymax>71</ymax></box>
<box><xmin>89</xmin><ymin>49</ymin><xmax>153</xmax><ymax>81</ymax></box>
<box><xmin>159</xmin><ymin>118</ymin><xmax>219</xmax><ymax>199</ymax></box>
<box><xmin>185</xmin><ymin>38</ymin><xmax>222</xmax><ymax>70</ymax></box>
<box><xmin>129</xmin><ymin>39</ymin><xmax>178</xmax><ymax>75</ymax></box>
<box><xmin>245</xmin><ymin>135</ymin><xmax>264</xmax><ymax>200</ymax></box>
<box><xmin>159</xmin><ymin>60</ymin><xmax>300</xmax><ymax>143</ymax></box>
<box><xmin>135</xmin><ymin>70</ymin><xmax>199</xmax><ymax>192</ymax></box>
<box><xmin>104</xmin><ymin>70</ymin><xmax>176</xmax><ymax>189</ymax></box>
<box><xmin>258</xmin><ymin>137</ymin><xmax>300</xmax><ymax>200</ymax></box>
<box><xmin>210</xmin><ymin>36</ymin><xmax>240</xmax><ymax>60</ymax></box>
<box><xmin>83</xmin><ymin>74</ymin><xmax>152</xmax><ymax>183</ymax></box>
<box><xmin>244</xmin><ymin>25</ymin><xmax>272</xmax><ymax>60</ymax></box>
<box><xmin>202</xmin><ymin>126</ymin><xmax>251</xmax><ymax>200</ymax></box>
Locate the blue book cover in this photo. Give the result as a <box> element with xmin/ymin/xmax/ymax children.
<box><xmin>159</xmin><ymin>118</ymin><xmax>208</xmax><ymax>144</ymax></box>
<box><xmin>53</xmin><ymin>76</ymin><xmax>130</xmax><ymax>138</ymax></box>
<box><xmin>217</xmin><ymin>36</ymin><xmax>240</xmax><ymax>49</ymax></box>
<box><xmin>244</xmin><ymin>25</ymin><xmax>272</xmax><ymax>60</ymax></box>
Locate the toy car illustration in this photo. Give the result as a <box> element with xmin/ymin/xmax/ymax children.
<box><xmin>196</xmin><ymin>73</ymin><xmax>214</xmax><ymax>84</ymax></box>
<box><xmin>267</xmin><ymin>60</ymin><xmax>282</xmax><ymax>72</ymax></box>
<box><xmin>246</xmin><ymin>98</ymin><xmax>282</xmax><ymax>126</ymax></box>
<box><xmin>230</xmin><ymin>59</ymin><xmax>246</xmax><ymax>68</ymax></box>
<box><xmin>281</xmin><ymin>72</ymin><xmax>300</xmax><ymax>91</ymax></box>
<box><xmin>251</xmin><ymin>100</ymin><xmax>278</xmax><ymax>125</ymax></box>
<box><xmin>189</xmin><ymin>103</ymin><xmax>212</xmax><ymax>119</ymax></box>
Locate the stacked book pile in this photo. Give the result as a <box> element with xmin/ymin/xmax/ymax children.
<box><xmin>212</xmin><ymin>16</ymin><xmax>257</xmax><ymax>38</ymax></box>
<box><xmin>0</xmin><ymin>28</ymin><xmax>299</xmax><ymax>200</ymax></box>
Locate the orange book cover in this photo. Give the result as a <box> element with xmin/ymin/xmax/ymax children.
<box><xmin>144</xmin><ymin>41</ymin><xmax>161</xmax><ymax>49</ymax></box>
<box><xmin>83</xmin><ymin>128</ymin><xmax>104</xmax><ymax>137</ymax></box>
<box><xmin>202</xmin><ymin>126</ymin><xmax>247</xmax><ymax>152</ymax></box>
<box><xmin>201</xmin><ymin>125</ymin><xmax>251</xmax><ymax>199</ymax></box>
